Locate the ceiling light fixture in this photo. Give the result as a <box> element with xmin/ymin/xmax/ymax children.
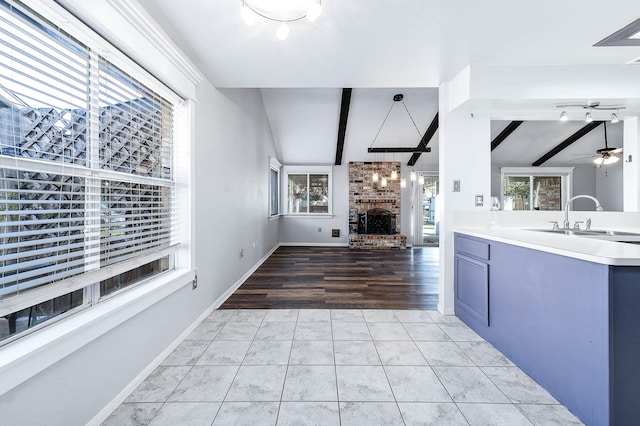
<box><xmin>241</xmin><ymin>0</ymin><xmax>322</xmax><ymax>40</ymax></box>
<box><xmin>400</xmin><ymin>178</ymin><xmax>407</xmax><ymax>188</ymax></box>
<box><xmin>585</xmin><ymin>111</ymin><xmax>593</xmax><ymax>123</ymax></box>
<box><xmin>594</xmin><ymin>154</ymin><xmax>620</xmax><ymax>166</ymax></box>
<box><xmin>410</xmin><ymin>171</ymin><xmax>416</xmax><ymax>182</ymax></box>
<box><xmin>611</xmin><ymin>111</ymin><xmax>619</xmax><ymax>123</ymax></box>
<box><xmin>556</xmin><ymin>102</ymin><xmax>625</xmax><ymax>123</ymax></box>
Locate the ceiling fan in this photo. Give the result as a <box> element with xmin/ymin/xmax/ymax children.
<box><xmin>572</xmin><ymin>121</ymin><xmax>623</xmax><ymax>166</ymax></box>
<box><xmin>594</xmin><ymin>122</ymin><xmax>622</xmax><ymax>166</ymax></box>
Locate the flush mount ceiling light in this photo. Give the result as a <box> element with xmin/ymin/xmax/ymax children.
<box><xmin>241</xmin><ymin>0</ymin><xmax>322</xmax><ymax>40</ymax></box>
<box><xmin>555</xmin><ymin>102</ymin><xmax>625</xmax><ymax>122</ymax></box>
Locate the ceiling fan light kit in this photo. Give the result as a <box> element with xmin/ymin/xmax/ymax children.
<box><xmin>241</xmin><ymin>0</ymin><xmax>322</xmax><ymax>40</ymax></box>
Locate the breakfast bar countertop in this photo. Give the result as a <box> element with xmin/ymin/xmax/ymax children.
<box><xmin>453</xmin><ymin>226</ymin><xmax>640</xmax><ymax>266</ymax></box>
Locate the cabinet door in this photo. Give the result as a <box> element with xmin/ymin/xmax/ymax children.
<box><xmin>454</xmin><ymin>254</ymin><xmax>489</xmax><ymax>326</ymax></box>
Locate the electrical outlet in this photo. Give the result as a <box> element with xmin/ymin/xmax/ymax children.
<box><xmin>332</xmin><ymin>229</ymin><xmax>340</xmax><ymax>238</ymax></box>
<box><xmin>317</xmin><ymin>227</ymin><xmax>322</xmax><ymax>233</ymax></box>
<box><xmin>475</xmin><ymin>194</ymin><xmax>484</xmax><ymax>207</ymax></box>
<box><xmin>192</xmin><ymin>274</ymin><xmax>197</xmax><ymax>290</ymax></box>
<box><xmin>453</xmin><ymin>180</ymin><xmax>461</xmax><ymax>192</ymax></box>
<box><xmin>239</xmin><ymin>249</ymin><xmax>244</xmax><ymax>259</ymax></box>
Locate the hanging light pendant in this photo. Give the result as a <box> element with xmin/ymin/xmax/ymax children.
<box><xmin>391</xmin><ymin>170</ymin><xmax>398</xmax><ymax>180</ymax></box>
<box><xmin>372</xmin><ymin>172</ymin><xmax>379</xmax><ymax>183</ymax></box>
<box><xmin>400</xmin><ymin>178</ymin><xmax>407</xmax><ymax>188</ymax></box>
<box><xmin>381</xmin><ymin>176</ymin><xmax>388</xmax><ymax>188</ymax></box>
<box><xmin>410</xmin><ymin>171</ymin><xmax>416</xmax><ymax>181</ymax></box>
<box><xmin>418</xmin><ymin>175</ymin><xmax>425</xmax><ymax>185</ymax></box>
<box><xmin>559</xmin><ymin>110</ymin><xmax>568</xmax><ymax>121</ymax></box>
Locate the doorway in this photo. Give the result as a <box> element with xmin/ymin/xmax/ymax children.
<box><xmin>413</xmin><ymin>173</ymin><xmax>440</xmax><ymax>246</ymax></box>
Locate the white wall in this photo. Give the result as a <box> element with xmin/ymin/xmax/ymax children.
<box><xmin>196</xmin><ymin>85</ymin><xmax>281</xmax><ymax>299</ymax></box>
<box><xmin>0</xmin><ymin>82</ymin><xmax>280</xmax><ymax>425</ymax></box>
<box><xmin>596</xmin><ymin>161</ymin><xmax>624</xmax><ymax>212</ymax></box>
<box><xmin>279</xmin><ymin>164</ymin><xmax>349</xmax><ymax>245</ymax></box>
<box><xmin>439</xmin><ymin>74</ymin><xmax>492</xmax><ymax>315</ymax></box>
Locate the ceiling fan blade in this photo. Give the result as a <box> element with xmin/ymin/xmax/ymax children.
<box><xmin>612</xmin><ymin>147</ymin><xmax>623</xmax><ymax>154</ymax></box>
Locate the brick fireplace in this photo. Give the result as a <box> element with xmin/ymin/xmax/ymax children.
<box><xmin>348</xmin><ymin>161</ymin><xmax>407</xmax><ymax>249</ymax></box>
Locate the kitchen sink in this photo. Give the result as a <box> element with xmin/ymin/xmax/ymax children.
<box><xmin>526</xmin><ymin>228</ymin><xmax>640</xmax><ymax>241</ymax></box>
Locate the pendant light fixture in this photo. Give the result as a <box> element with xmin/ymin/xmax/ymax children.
<box><xmin>410</xmin><ymin>170</ymin><xmax>416</xmax><ymax>181</ymax></box>
<box><xmin>400</xmin><ymin>178</ymin><xmax>407</xmax><ymax>188</ymax></box>
<box><xmin>241</xmin><ymin>0</ymin><xmax>322</xmax><ymax>40</ymax></box>
<box><xmin>381</xmin><ymin>176</ymin><xmax>388</xmax><ymax>188</ymax></box>
<box><xmin>559</xmin><ymin>110</ymin><xmax>568</xmax><ymax>121</ymax></box>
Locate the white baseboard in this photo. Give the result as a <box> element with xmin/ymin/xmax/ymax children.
<box><xmin>87</xmin><ymin>303</ymin><xmax>213</xmax><ymax>426</ymax></box>
<box><xmin>210</xmin><ymin>243</ymin><xmax>281</xmax><ymax>309</ymax></box>
<box><xmin>88</xmin><ymin>243</ymin><xmax>280</xmax><ymax>425</ymax></box>
<box><xmin>279</xmin><ymin>242</ymin><xmax>348</xmax><ymax>247</ymax></box>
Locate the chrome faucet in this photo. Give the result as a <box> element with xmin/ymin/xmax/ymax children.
<box><xmin>563</xmin><ymin>195</ymin><xmax>603</xmax><ymax>229</ymax></box>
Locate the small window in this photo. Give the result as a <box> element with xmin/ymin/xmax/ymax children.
<box><xmin>283</xmin><ymin>166</ymin><xmax>332</xmax><ymax>215</ymax></box>
<box><xmin>270</xmin><ymin>168</ymin><xmax>279</xmax><ymax>216</ymax></box>
<box><xmin>269</xmin><ymin>158</ymin><xmax>281</xmax><ymax>217</ymax></box>
<box><xmin>500</xmin><ymin>167</ymin><xmax>572</xmax><ymax>211</ymax></box>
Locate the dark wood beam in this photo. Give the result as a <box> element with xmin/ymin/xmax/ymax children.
<box><xmin>532</xmin><ymin>121</ymin><xmax>603</xmax><ymax>167</ymax></box>
<box><xmin>368</xmin><ymin>147</ymin><xmax>431</xmax><ymax>153</ymax></box>
<box><xmin>334</xmin><ymin>88</ymin><xmax>352</xmax><ymax>165</ymax></box>
<box><xmin>491</xmin><ymin>121</ymin><xmax>523</xmax><ymax>151</ymax></box>
<box><xmin>408</xmin><ymin>112</ymin><xmax>438</xmax><ymax>166</ymax></box>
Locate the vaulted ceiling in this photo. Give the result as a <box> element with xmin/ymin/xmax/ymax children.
<box><xmin>60</xmin><ymin>0</ymin><xmax>640</xmax><ymax>167</ymax></box>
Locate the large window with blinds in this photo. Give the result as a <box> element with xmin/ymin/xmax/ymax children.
<box><xmin>0</xmin><ymin>0</ymin><xmax>177</xmax><ymax>343</ymax></box>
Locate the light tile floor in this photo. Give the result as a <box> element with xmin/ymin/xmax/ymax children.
<box><xmin>103</xmin><ymin>309</ymin><xmax>584</xmax><ymax>425</ymax></box>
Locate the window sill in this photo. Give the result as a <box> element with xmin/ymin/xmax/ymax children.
<box><xmin>0</xmin><ymin>268</ymin><xmax>195</xmax><ymax>397</ymax></box>
<box><xmin>282</xmin><ymin>213</ymin><xmax>335</xmax><ymax>218</ymax></box>
<box><xmin>268</xmin><ymin>215</ymin><xmax>280</xmax><ymax>222</ymax></box>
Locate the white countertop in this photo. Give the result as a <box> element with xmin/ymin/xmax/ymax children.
<box><xmin>454</xmin><ymin>226</ymin><xmax>640</xmax><ymax>266</ymax></box>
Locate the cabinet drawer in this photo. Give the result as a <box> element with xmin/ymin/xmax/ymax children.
<box><xmin>455</xmin><ymin>234</ymin><xmax>490</xmax><ymax>261</ymax></box>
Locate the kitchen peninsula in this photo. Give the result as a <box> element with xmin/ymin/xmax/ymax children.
<box><xmin>453</xmin><ymin>225</ymin><xmax>640</xmax><ymax>426</ymax></box>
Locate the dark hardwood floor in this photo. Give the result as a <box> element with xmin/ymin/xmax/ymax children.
<box><xmin>220</xmin><ymin>246</ymin><xmax>439</xmax><ymax>310</ymax></box>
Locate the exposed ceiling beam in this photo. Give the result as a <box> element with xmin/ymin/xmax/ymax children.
<box><xmin>408</xmin><ymin>111</ymin><xmax>438</xmax><ymax>166</ymax></box>
<box><xmin>491</xmin><ymin>121</ymin><xmax>524</xmax><ymax>151</ymax></box>
<box><xmin>334</xmin><ymin>88</ymin><xmax>352</xmax><ymax>165</ymax></box>
<box><xmin>532</xmin><ymin>121</ymin><xmax>604</xmax><ymax>167</ymax></box>
<box><xmin>368</xmin><ymin>147</ymin><xmax>431</xmax><ymax>153</ymax></box>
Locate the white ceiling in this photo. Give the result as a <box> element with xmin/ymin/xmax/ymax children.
<box><xmin>75</xmin><ymin>0</ymin><xmax>640</xmax><ymax>166</ymax></box>
<box><xmin>136</xmin><ymin>0</ymin><xmax>640</xmax><ymax>88</ymax></box>
<box><xmin>491</xmin><ymin>120</ymin><xmax>624</xmax><ymax>166</ymax></box>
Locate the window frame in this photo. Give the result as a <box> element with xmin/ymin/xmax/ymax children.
<box><xmin>282</xmin><ymin>165</ymin><xmax>333</xmax><ymax>216</ymax></box>
<box><xmin>500</xmin><ymin>167</ymin><xmax>573</xmax><ymax>211</ymax></box>
<box><xmin>269</xmin><ymin>157</ymin><xmax>281</xmax><ymax>219</ymax></box>
<box><xmin>0</xmin><ymin>0</ymin><xmax>187</xmax><ymax>344</ymax></box>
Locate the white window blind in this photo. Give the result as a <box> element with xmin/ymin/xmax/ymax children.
<box><xmin>0</xmin><ymin>0</ymin><xmax>177</xmax><ymax>319</ymax></box>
